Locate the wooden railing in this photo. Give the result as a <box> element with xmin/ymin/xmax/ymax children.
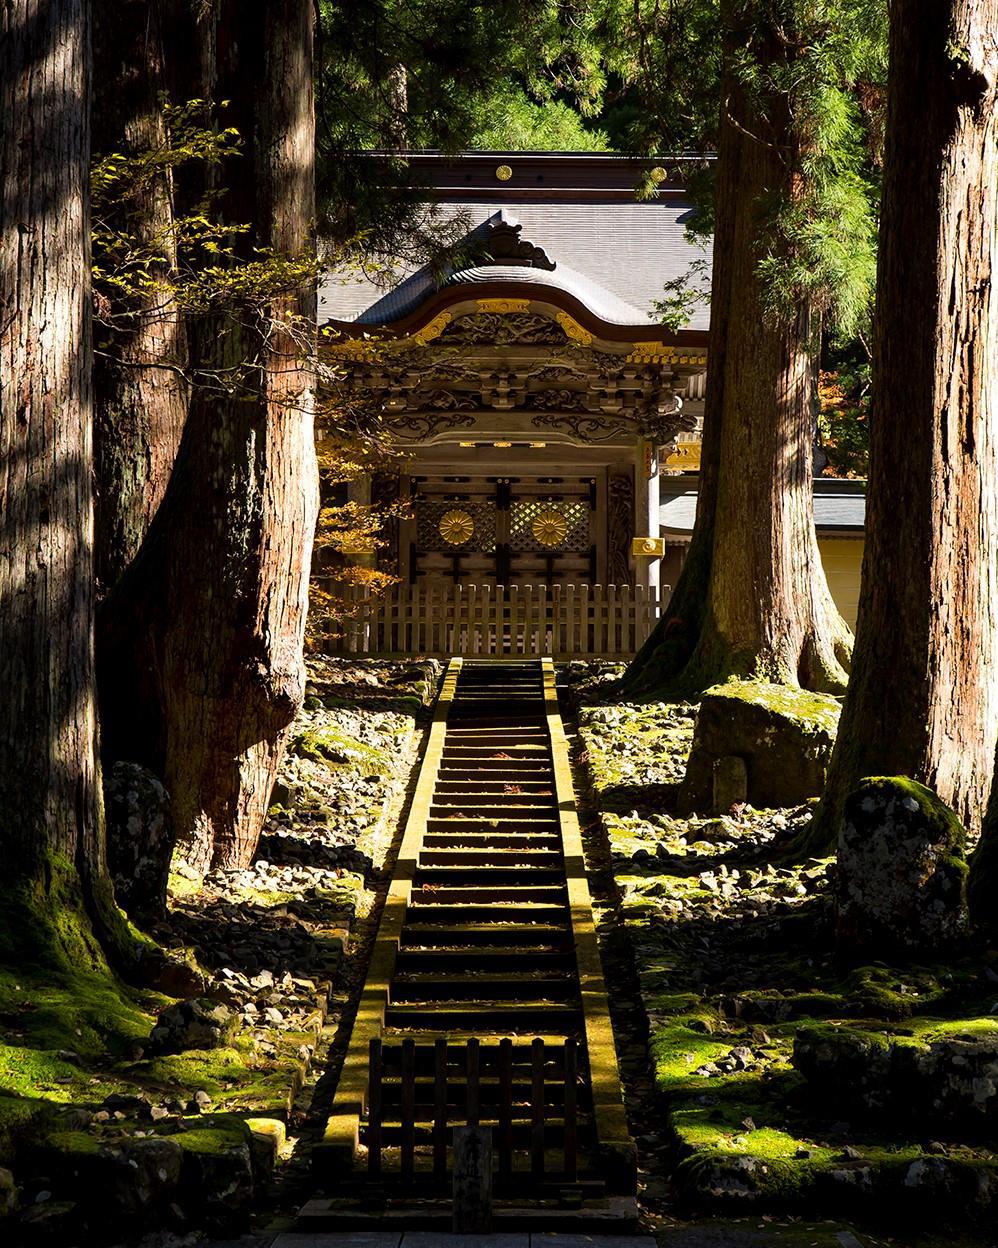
<box><xmin>328</xmin><ymin>582</ymin><xmax>670</xmax><ymax>657</ymax></box>
<box><xmin>365</xmin><ymin>1036</ymin><xmax>579</xmax><ymax>1191</ymax></box>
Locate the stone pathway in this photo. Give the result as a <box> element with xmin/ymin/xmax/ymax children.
<box><xmin>274</xmin><ymin>1235</ymin><xmax>655</xmax><ymax>1247</ymax></box>
<box><xmin>271</xmin><ymin>1230</ymin><xmax>867</xmax><ymax>1248</ymax></box>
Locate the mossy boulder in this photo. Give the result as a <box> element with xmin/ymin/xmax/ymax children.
<box><xmin>677</xmin><ymin>681</ymin><xmax>840</xmax><ymax>814</ymax></box>
<box><xmin>793</xmin><ymin>1022</ymin><xmax>998</xmax><ymax>1126</ymax></box>
<box><xmin>148</xmin><ymin>999</ymin><xmax>239</xmax><ymax>1055</ymax></box>
<box><xmin>837</xmin><ymin>777</ymin><xmax>969</xmax><ymax>955</ymax></box>
<box><xmin>0</xmin><ymin>1165</ymin><xmax>16</xmax><ymax>1217</ymax></box>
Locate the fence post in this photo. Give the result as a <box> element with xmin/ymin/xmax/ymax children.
<box><xmin>452</xmin><ymin>1126</ymin><xmax>493</xmax><ymax>1233</ymax></box>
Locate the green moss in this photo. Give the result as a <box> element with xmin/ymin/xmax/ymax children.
<box><xmin>841</xmin><ymin>964</ymin><xmax>949</xmax><ymax>1020</ymax></box>
<box><xmin>289</xmin><ymin>724</ymin><xmax>391</xmax><ymax>773</ymax></box>
<box><xmin>859</xmin><ymin>776</ymin><xmax>967</xmax><ymax>853</ymax></box>
<box><xmin>168</xmin><ymin>870</ymin><xmax>202</xmax><ymax>900</ymax></box>
<box><xmin>0</xmin><ymin>1094</ymin><xmax>57</xmax><ymax>1164</ymax></box>
<box><xmin>703</xmin><ymin>680</ymin><xmax>841</xmax><ymax>735</ymax></box>
<box><xmin>171</xmin><ymin>1113</ymin><xmax>252</xmax><ymax>1156</ymax></box>
<box><xmin>0</xmin><ymin>862</ymin><xmax>155</xmax><ymax>1073</ymax></box>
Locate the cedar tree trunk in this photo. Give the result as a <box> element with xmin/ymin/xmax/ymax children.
<box><xmin>0</xmin><ymin>0</ymin><xmax>118</xmax><ymax>930</ymax></box>
<box><xmin>91</xmin><ymin>0</ymin><xmax>188</xmax><ymax>595</ymax></box>
<box><xmin>624</xmin><ymin>50</ymin><xmax>851</xmax><ymax>697</ymax></box>
<box><xmin>100</xmin><ymin>0</ymin><xmax>319</xmax><ymax>875</ymax></box>
<box><xmin>814</xmin><ymin>0</ymin><xmax>998</xmax><ymax>859</ymax></box>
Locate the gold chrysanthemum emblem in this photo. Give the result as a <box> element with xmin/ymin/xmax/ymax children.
<box><xmin>495</xmin><ymin>164</ymin><xmax>513</xmax><ymax>181</ymax></box>
<box><xmin>531</xmin><ymin>506</ymin><xmax>568</xmax><ymax>547</ymax></box>
<box><xmin>439</xmin><ymin>509</ymin><xmax>475</xmax><ymax>545</ymax></box>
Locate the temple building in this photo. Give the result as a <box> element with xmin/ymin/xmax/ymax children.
<box><xmin>319</xmin><ymin>152</ymin><xmax>865</xmax><ymax>654</ymax></box>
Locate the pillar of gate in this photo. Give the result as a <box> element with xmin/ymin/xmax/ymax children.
<box><xmin>632</xmin><ymin>438</ymin><xmax>663</xmax><ymax>592</ymax></box>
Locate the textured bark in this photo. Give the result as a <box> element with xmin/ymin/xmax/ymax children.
<box><xmin>0</xmin><ymin>0</ymin><xmax>108</xmax><ymax>899</ymax></box>
<box><xmin>625</xmin><ymin>41</ymin><xmax>851</xmax><ymax>697</ymax></box>
<box><xmin>92</xmin><ymin>0</ymin><xmax>188</xmax><ymax>594</ymax></box>
<box><xmin>814</xmin><ymin>0</ymin><xmax>998</xmax><ymax>857</ymax></box>
<box><xmin>100</xmin><ymin>0</ymin><xmax>319</xmax><ymax>874</ymax></box>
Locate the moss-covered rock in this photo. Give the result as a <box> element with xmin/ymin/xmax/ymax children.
<box><xmin>677</xmin><ymin>681</ymin><xmax>840</xmax><ymax>814</ymax></box>
<box><xmin>793</xmin><ymin>1020</ymin><xmax>998</xmax><ymax>1127</ymax></box>
<box><xmin>837</xmin><ymin>777</ymin><xmax>969</xmax><ymax>955</ymax></box>
<box><xmin>148</xmin><ymin>998</ymin><xmax>238</xmax><ymax>1055</ymax></box>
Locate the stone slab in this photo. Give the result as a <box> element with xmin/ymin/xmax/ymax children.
<box><xmin>402</xmin><ymin>1236</ymin><xmax>528</xmax><ymax>1248</ymax></box>
<box><xmin>399</xmin><ymin>1238</ymin><xmax>528</xmax><ymax>1248</ymax></box>
<box><xmin>273</xmin><ymin>1235</ymin><xmax>402</xmax><ymax>1248</ymax></box>
<box><xmin>530</xmin><ymin>1238</ymin><xmax>656</xmax><ymax>1248</ymax></box>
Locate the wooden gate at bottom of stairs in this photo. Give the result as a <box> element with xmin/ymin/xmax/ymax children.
<box><xmin>302</xmin><ymin>657</ymin><xmax>636</xmax><ymax>1233</ymax></box>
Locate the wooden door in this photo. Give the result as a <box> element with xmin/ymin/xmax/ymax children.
<box><xmin>409</xmin><ymin>475</ymin><xmax>596</xmax><ymax>587</ymax></box>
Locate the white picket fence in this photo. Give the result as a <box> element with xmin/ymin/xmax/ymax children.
<box><xmin>327</xmin><ymin>582</ymin><xmax>671</xmax><ymax>658</ymax></box>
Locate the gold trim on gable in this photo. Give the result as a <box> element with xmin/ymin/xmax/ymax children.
<box><xmin>410</xmin><ymin>311</ymin><xmax>453</xmax><ymax>346</ymax></box>
<box><xmin>627</xmin><ymin>343</ymin><xmax>708</xmax><ymax>366</ymax></box>
<box><xmin>476</xmin><ymin>298</ymin><xmax>532</xmax><ymax>314</ymax></box>
<box><xmin>555</xmin><ymin>311</ymin><xmax>594</xmax><ymax>346</ymax></box>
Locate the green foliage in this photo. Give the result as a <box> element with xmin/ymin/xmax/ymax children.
<box><xmin>92</xmin><ymin>105</ymin><xmax>324</xmax><ymax>327</ymax></box>
<box><xmin>724</xmin><ymin>1</ymin><xmax>886</xmax><ymax>339</ymax></box>
<box><xmin>468</xmin><ymin>87</ymin><xmax>610</xmax><ymax>151</ymax></box>
<box><xmin>653</xmin><ymin>254</ymin><xmax>713</xmax><ymax>331</ymax></box>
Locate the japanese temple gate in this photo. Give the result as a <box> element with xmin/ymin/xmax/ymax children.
<box><xmin>319</xmin><ymin>153</ymin><xmax>711</xmax><ymax>657</ymax></box>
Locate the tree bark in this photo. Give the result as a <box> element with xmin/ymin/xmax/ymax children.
<box><xmin>99</xmin><ymin>0</ymin><xmax>319</xmax><ymax>875</ymax></box>
<box><xmin>624</xmin><ymin>39</ymin><xmax>851</xmax><ymax>697</ymax></box>
<box><xmin>813</xmin><ymin>0</ymin><xmax>998</xmax><ymax>857</ymax></box>
<box><xmin>91</xmin><ymin>0</ymin><xmax>188</xmax><ymax>595</ymax></box>
<box><xmin>0</xmin><ymin>0</ymin><xmax>117</xmax><ymax>926</ymax></box>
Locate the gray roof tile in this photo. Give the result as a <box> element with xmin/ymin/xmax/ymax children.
<box><xmin>319</xmin><ymin>199</ymin><xmax>712</xmax><ymax>329</ymax></box>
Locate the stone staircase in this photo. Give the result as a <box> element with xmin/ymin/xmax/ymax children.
<box><xmin>304</xmin><ymin>659</ymin><xmax>634</xmax><ymax>1232</ymax></box>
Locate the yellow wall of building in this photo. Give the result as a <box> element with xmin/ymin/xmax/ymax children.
<box><xmin>818</xmin><ymin>538</ymin><xmax>864</xmax><ymax>631</ymax></box>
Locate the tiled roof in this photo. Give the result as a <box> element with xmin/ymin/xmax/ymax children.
<box><xmin>660</xmin><ymin>476</ymin><xmax>867</xmax><ymax>534</ymax></box>
<box><xmin>319</xmin><ymin>198</ymin><xmax>712</xmax><ymax>329</ymax></box>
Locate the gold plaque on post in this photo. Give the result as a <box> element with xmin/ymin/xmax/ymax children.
<box><xmin>495</xmin><ymin>164</ymin><xmax>513</xmax><ymax>181</ymax></box>
<box><xmin>632</xmin><ymin>536</ymin><xmax>665</xmax><ymax>557</ymax></box>
<box><xmin>439</xmin><ymin>509</ymin><xmax>475</xmax><ymax>545</ymax></box>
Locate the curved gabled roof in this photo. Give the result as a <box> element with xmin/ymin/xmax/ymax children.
<box><xmin>319</xmin><ymin>166</ymin><xmax>713</xmax><ymax>335</ymax></box>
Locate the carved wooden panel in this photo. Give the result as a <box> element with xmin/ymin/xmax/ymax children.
<box><xmin>608</xmin><ymin>472</ymin><xmax>634</xmax><ymax>586</ymax></box>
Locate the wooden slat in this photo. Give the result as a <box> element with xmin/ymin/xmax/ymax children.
<box><xmin>367</xmin><ymin>1037</ymin><xmax>382</xmax><ymax>1179</ymax></box>
<box><xmin>491</xmin><ymin>584</ymin><xmax>502</xmax><ymax>655</ymax></box>
<box><xmin>466</xmin><ymin>1037</ymin><xmax>481</xmax><ymax>1128</ymax></box>
<box><xmin>433</xmin><ymin>1037</ymin><xmax>448</xmax><ymax>1185</ymax></box>
<box><xmin>565</xmin><ymin>583</ymin><xmax>576</xmax><ymax>658</ymax></box>
<box><xmin>607</xmin><ymin>583</ymin><xmax>618</xmax><ymax>655</ymax></box>
<box><xmin>401</xmin><ymin>1037</ymin><xmax>416</xmax><ymax>1181</ymax></box>
<box><xmin>531</xmin><ymin>1037</ymin><xmax>545</xmax><ymax>1181</ymax></box>
<box><xmin>579</xmin><ymin>582</ymin><xmax>591</xmax><ymax>655</ymax></box>
<box><xmin>498</xmin><ymin>1036</ymin><xmax>513</xmax><ymax>1190</ymax></box>
<box><xmin>620</xmin><ymin>583</ymin><xmax>632</xmax><ymax>654</ymax></box>
<box><xmin>593</xmin><ymin>583</ymin><xmax>605</xmax><ymax>654</ymax></box>
<box><xmin>564</xmin><ymin>1037</ymin><xmax>578</xmax><ymax>1181</ymax></box>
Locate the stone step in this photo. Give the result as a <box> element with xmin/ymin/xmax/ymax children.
<box><xmin>424</xmin><ymin>821</ymin><xmax>560</xmax><ymax>838</ymax></box>
<box><xmin>391</xmin><ymin>972</ymin><xmax>576</xmax><ymax>1003</ymax></box>
<box><xmin>404</xmin><ymin>902</ymin><xmax>569</xmax><ymax>925</ymax></box>
<box><xmin>417</xmin><ymin>853</ymin><xmax>562</xmax><ymax>873</ymax></box>
<box><xmin>411</xmin><ymin>884</ymin><xmax>566</xmax><ymax>904</ymax></box>
<box><xmin>414</xmin><ymin>864</ymin><xmax>564</xmax><ymax>884</ymax></box>
<box><xmin>400</xmin><ymin>922</ymin><xmax>573</xmax><ymax>948</ymax></box>
<box><xmin>394</xmin><ymin>946</ymin><xmax>574</xmax><ymax>972</ymax></box>
<box><xmin>385</xmin><ymin>1001</ymin><xmax>579</xmax><ymax>1032</ymax></box>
